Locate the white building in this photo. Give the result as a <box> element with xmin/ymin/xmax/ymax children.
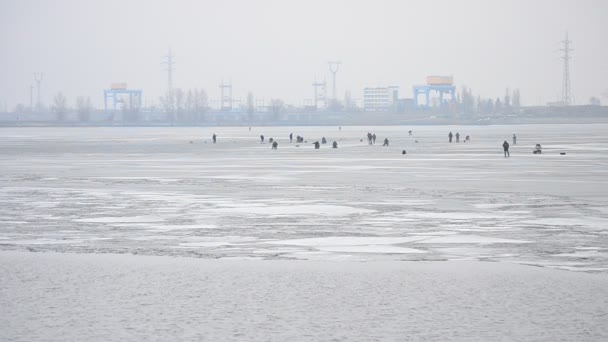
<box><xmin>363</xmin><ymin>86</ymin><xmax>399</xmax><ymax>111</ymax></box>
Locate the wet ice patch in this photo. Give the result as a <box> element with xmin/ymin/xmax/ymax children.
<box><xmin>318</xmin><ymin>245</ymin><xmax>426</xmax><ymax>254</ymax></box>
<box><xmin>208</xmin><ymin>204</ymin><xmax>374</xmax><ymax>216</ymax></box>
<box><xmin>268</xmin><ymin>236</ymin><xmax>428</xmax><ymax>246</ymax></box>
<box><xmin>74</xmin><ymin>216</ymin><xmax>165</xmax><ymax>223</ymax></box>
<box><xmin>416</xmin><ymin>235</ymin><xmax>530</xmax><ymax>244</ymax></box>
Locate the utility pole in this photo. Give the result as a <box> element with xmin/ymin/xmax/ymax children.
<box><xmin>328</xmin><ymin>61</ymin><xmax>341</xmax><ymax>101</ymax></box>
<box><xmin>559</xmin><ymin>32</ymin><xmax>572</xmax><ymax>105</ymax></box>
<box><xmin>33</xmin><ymin>72</ymin><xmax>44</xmax><ymax>111</ymax></box>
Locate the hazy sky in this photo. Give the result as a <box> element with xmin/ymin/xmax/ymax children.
<box><xmin>1</xmin><ymin>0</ymin><xmax>607</xmax><ymax>109</ymax></box>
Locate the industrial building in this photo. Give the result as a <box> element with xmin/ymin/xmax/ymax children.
<box><xmin>363</xmin><ymin>86</ymin><xmax>399</xmax><ymax>111</ymax></box>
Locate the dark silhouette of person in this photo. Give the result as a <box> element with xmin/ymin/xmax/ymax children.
<box><xmin>383</xmin><ymin>138</ymin><xmax>389</xmax><ymax>146</ymax></box>
<box><xmin>449</xmin><ymin>132</ymin><xmax>453</xmax><ymax>143</ymax></box>
<box><xmin>332</xmin><ymin>141</ymin><xmax>338</xmax><ymax>148</ymax></box>
<box><xmin>269</xmin><ymin>137</ymin><xmax>273</xmax><ymax>144</ymax></box>
<box><xmin>513</xmin><ymin>134</ymin><xmax>517</xmax><ymax>145</ymax></box>
<box><xmin>272</xmin><ymin>141</ymin><xmax>278</xmax><ymax>149</ymax></box>
<box><xmin>212</xmin><ymin>133</ymin><xmax>217</xmax><ymax>143</ymax></box>
<box><xmin>465</xmin><ymin>135</ymin><xmax>470</xmax><ymax>142</ymax></box>
<box><xmin>260</xmin><ymin>135</ymin><xmax>264</xmax><ymax>143</ymax></box>
<box><xmin>367</xmin><ymin>132</ymin><xmax>372</xmax><ymax>145</ymax></box>
<box><xmin>534</xmin><ymin>144</ymin><xmax>542</xmax><ymax>154</ymax></box>
<box><xmin>402</xmin><ymin>150</ymin><xmax>407</xmax><ymax>155</ymax></box>
<box><xmin>322</xmin><ymin>137</ymin><xmax>327</xmax><ymax>144</ymax></box>
<box><xmin>372</xmin><ymin>133</ymin><xmax>377</xmax><ymax>144</ymax></box>
<box><xmin>289</xmin><ymin>133</ymin><xmax>293</xmax><ymax>143</ymax></box>
<box><xmin>503</xmin><ymin>141</ymin><xmax>510</xmax><ymax>157</ymax></box>
<box><xmin>455</xmin><ymin>132</ymin><xmax>460</xmax><ymax>143</ymax></box>
<box><xmin>313</xmin><ymin>141</ymin><xmax>320</xmax><ymax>149</ymax></box>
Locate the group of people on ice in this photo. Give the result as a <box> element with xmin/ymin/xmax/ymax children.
<box><xmin>448</xmin><ymin>131</ymin><xmax>470</xmax><ymax>143</ymax></box>
<box><xmin>209</xmin><ymin>129</ymin><xmax>545</xmax><ymax>156</ymax></box>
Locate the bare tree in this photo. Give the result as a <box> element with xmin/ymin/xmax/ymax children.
<box><xmin>174</xmin><ymin>88</ymin><xmax>185</xmax><ymax>122</ymax></box>
<box><xmin>512</xmin><ymin>89</ymin><xmax>521</xmax><ymax>108</ymax></box>
<box><xmin>159</xmin><ymin>90</ymin><xmax>176</xmax><ymax>123</ymax></box>
<box><xmin>194</xmin><ymin>89</ymin><xmax>208</xmax><ymax>123</ymax></box>
<box><xmin>53</xmin><ymin>92</ymin><xmax>68</xmax><ymax>121</ymax></box>
<box><xmin>76</xmin><ymin>96</ymin><xmax>93</xmax><ymax>122</ymax></box>
<box><xmin>270</xmin><ymin>99</ymin><xmax>284</xmax><ymax>121</ymax></box>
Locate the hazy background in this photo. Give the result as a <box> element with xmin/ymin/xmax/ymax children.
<box><xmin>1</xmin><ymin>0</ymin><xmax>606</xmax><ymax>109</ymax></box>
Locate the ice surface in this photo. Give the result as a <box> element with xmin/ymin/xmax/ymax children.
<box><xmin>1</xmin><ymin>124</ymin><xmax>607</xmax><ymax>271</ymax></box>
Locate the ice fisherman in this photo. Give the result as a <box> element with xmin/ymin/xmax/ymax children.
<box><xmin>455</xmin><ymin>132</ymin><xmax>460</xmax><ymax>143</ymax></box>
<box><xmin>503</xmin><ymin>141</ymin><xmax>510</xmax><ymax>157</ymax></box>
<box><xmin>383</xmin><ymin>138</ymin><xmax>389</xmax><ymax>147</ymax></box>
<box><xmin>322</xmin><ymin>137</ymin><xmax>327</xmax><ymax>144</ymax></box>
<box><xmin>449</xmin><ymin>132</ymin><xmax>453</xmax><ymax>143</ymax></box>
<box><xmin>260</xmin><ymin>135</ymin><xmax>264</xmax><ymax>143</ymax></box>
<box><xmin>332</xmin><ymin>141</ymin><xmax>338</xmax><ymax>148</ymax></box>
<box><xmin>372</xmin><ymin>133</ymin><xmax>377</xmax><ymax>144</ymax></box>
<box><xmin>313</xmin><ymin>141</ymin><xmax>320</xmax><ymax>149</ymax></box>
<box><xmin>212</xmin><ymin>133</ymin><xmax>217</xmax><ymax>144</ymax></box>
<box><xmin>272</xmin><ymin>141</ymin><xmax>278</xmax><ymax>150</ymax></box>
<box><xmin>513</xmin><ymin>134</ymin><xmax>517</xmax><ymax>145</ymax></box>
<box><xmin>289</xmin><ymin>133</ymin><xmax>293</xmax><ymax>143</ymax></box>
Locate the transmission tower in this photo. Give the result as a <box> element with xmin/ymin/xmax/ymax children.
<box><xmin>162</xmin><ymin>49</ymin><xmax>175</xmax><ymax>94</ymax></box>
<box><xmin>559</xmin><ymin>32</ymin><xmax>572</xmax><ymax>105</ymax></box>
<box><xmin>328</xmin><ymin>61</ymin><xmax>341</xmax><ymax>101</ymax></box>
<box><xmin>33</xmin><ymin>72</ymin><xmax>44</xmax><ymax>110</ymax></box>
<box><xmin>219</xmin><ymin>80</ymin><xmax>233</xmax><ymax>111</ymax></box>
<box><xmin>312</xmin><ymin>77</ymin><xmax>327</xmax><ymax>110</ymax></box>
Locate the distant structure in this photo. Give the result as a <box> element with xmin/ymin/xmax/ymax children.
<box><xmin>560</xmin><ymin>32</ymin><xmax>572</xmax><ymax>105</ymax></box>
<box><xmin>33</xmin><ymin>72</ymin><xmax>44</xmax><ymax>111</ymax></box>
<box><xmin>413</xmin><ymin>76</ymin><xmax>456</xmax><ymax>108</ymax></box>
<box><xmin>103</xmin><ymin>83</ymin><xmax>142</xmax><ymax>112</ymax></box>
<box><xmin>328</xmin><ymin>61</ymin><xmax>341</xmax><ymax>101</ymax></box>
<box><xmin>312</xmin><ymin>78</ymin><xmax>327</xmax><ymax>110</ymax></box>
<box><xmin>162</xmin><ymin>49</ymin><xmax>175</xmax><ymax>94</ymax></box>
<box><xmin>363</xmin><ymin>86</ymin><xmax>399</xmax><ymax>111</ymax></box>
<box><xmin>219</xmin><ymin>81</ymin><xmax>233</xmax><ymax>111</ymax></box>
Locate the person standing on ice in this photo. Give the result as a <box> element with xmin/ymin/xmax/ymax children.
<box><xmin>289</xmin><ymin>133</ymin><xmax>293</xmax><ymax>143</ymax></box>
<box><xmin>513</xmin><ymin>134</ymin><xmax>517</xmax><ymax>145</ymax></box>
<box><xmin>383</xmin><ymin>138</ymin><xmax>389</xmax><ymax>146</ymax></box>
<box><xmin>448</xmin><ymin>132</ymin><xmax>453</xmax><ymax>143</ymax></box>
<box><xmin>503</xmin><ymin>140</ymin><xmax>510</xmax><ymax>157</ymax></box>
<box><xmin>455</xmin><ymin>132</ymin><xmax>460</xmax><ymax>143</ymax></box>
<box><xmin>212</xmin><ymin>133</ymin><xmax>217</xmax><ymax>144</ymax></box>
<box><xmin>372</xmin><ymin>133</ymin><xmax>377</xmax><ymax>144</ymax></box>
<box><xmin>313</xmin><ymin>141</ymin><xmax>320</xmax><ymax>149</ymax></box>
<box><xmin>272</xmin><ymin>141</ymin><xmax>278</xmax><ymax>150</ymax></box>
<box><xmin>332</xmin><ymin>141</ymin><xmax>338</xmax><ymax>148</ymax></box>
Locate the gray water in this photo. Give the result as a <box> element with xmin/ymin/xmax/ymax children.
<box><xmin>2</xmin><ymin>252</ymin><xmax>608</xmax><ymax>342</ymax></box>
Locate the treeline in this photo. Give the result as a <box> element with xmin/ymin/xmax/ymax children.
<box><xmin>459</xmin><ymin>87</ymin><xmax>521</xmax><ymax>115</ymax></box>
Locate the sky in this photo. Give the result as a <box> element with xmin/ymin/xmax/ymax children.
<box><xmin>1</xmin><ymin>0</ymin><xmax>607</xmax><ymax>109</ymax></box>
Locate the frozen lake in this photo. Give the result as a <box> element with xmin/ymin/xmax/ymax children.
<box><xmin>1</xmin><ymin>125</ymin><xmax>607</xmax><ymax>271</ymax></box>
<box><xmin>1</xmin><ymin>124</ymin><xmax>608</xmax><ymax>341</ymax></box>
